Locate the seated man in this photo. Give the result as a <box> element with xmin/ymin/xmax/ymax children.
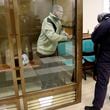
<box><xmin>37</xmin><ymin>4</ymin><xmax>72</xmax><ymax>58</ymax></box>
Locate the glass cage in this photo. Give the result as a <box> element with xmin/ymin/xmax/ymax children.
<box><xmin>0</xmin><ymin>0</ymin><xmax>82</xmax><ymax>109</ymax></box>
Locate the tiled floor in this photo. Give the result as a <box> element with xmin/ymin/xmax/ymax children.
<box><xmin>57</xmin><ymin>76</ymin><xmax>110</xmax><ymax>110</ymax></box>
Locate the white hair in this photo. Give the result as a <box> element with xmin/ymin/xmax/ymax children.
<box><xmin>97</xmin><ymin>12</ymin><xmax>110</xmax><ymax>23</ymax></box>
<box><xmin>52</xmin><ymin>4</ymin><xmax>63</xmax><ymax>13</ymax></box>
<box><xmin>97</xmin><ymin>13</ymin><xmax>108</xmax><ymax>23</ymax></box>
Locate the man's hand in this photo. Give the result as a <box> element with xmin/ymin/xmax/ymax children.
<box><xmin>67</xmin><ymin>35</ymin><xmax>72</xmax><ymax>39</ymax></box>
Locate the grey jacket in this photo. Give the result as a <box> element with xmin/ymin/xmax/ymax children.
<box><xmin>37</xmin><ymin>13</ymin><xmax>68</xmax><ymax>55</ymax></box>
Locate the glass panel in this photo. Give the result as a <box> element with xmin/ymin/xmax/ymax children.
<box><xmin>17</xmin><ymin>0</ymin><xmax>75</xmax><ymax>92</ymax></box>
<box><xmin>0</xmin><ymin>0</ymin><xmax>12</xmax><ymax>68</ymax></box>
<box><xmin>0</xmin><ymin>72</ymin><xmax>15</xmax><ymax>98</ymax></box>
<box><xmin>0</xmin><ymin>0</ymin><xmax>15</xmax><ymax>98</ymax></box>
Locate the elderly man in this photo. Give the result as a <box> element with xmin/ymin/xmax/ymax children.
<box><xmin>37</xmin><ymin>4</ymin><xmax>72</xmax><ymax>58</ymax></box>
<box><xmin>85</xmin><ymin>13</ymin><xmax>110</xmax><ymax>110</ymax></box>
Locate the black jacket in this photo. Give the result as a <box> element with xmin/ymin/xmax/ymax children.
<box><xmin>92</xmin><ymin>16</ymin><xmax>110</xmax><ymax>63</ymax></box>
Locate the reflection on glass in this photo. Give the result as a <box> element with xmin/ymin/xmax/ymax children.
<box><xmin>24</xmin><ymin>55</ymin><xmax>75</xmax><ymax>92</ymax></box>
<box><xmin>18</xmin><ymin>0</ymin><xmax>75</xmax><ymax>92</ymax></box>
<box><xmin>37</xmin><ymin>56</ymin><xmax>74</xmax><ymax>89</ymax></box>
<box><xmin>0</xmin><ymin>0</ymin><xmax>12</xmax><ymax>70</ymax></box>
<box><xmin>0</xmin><ymin>72</ymin><xmax>15</xmax><ymax>98</ymax></box>
<box><xmin>0</xmin><ymin>0</ymin><xmax>16</xmax><ymax>99</ymax></box>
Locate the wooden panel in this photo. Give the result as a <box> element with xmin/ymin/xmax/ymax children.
<box><xmin>24</xmin><ymin>84</ymin><xmax>77</xmax><ymax>110</ymax></box>
<box><xmin>83</xmin><ymin>33</ymin><xmax>91</xmax><ymax>39</ymax></box>
<box><xmin>0</xmin><ymin>98</ymin><xmax>20</xmax><ymax>110</ymax></box>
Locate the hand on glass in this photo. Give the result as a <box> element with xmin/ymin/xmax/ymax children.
<box><xmin>67</xmin><ymin>34</ymin><xmax>72</xmax><ymax>39</ymax></box>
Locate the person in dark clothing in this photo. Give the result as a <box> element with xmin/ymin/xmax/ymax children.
<box><xmin>85</xmin><ymin>13</ymin><xmax>110</xmax><ymax>110</ymax></box>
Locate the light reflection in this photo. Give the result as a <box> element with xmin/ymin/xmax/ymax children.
<box><xmin>38</xmin><ymin>96</ymin><xmax>53</xmax><ymax>107</ymax></box>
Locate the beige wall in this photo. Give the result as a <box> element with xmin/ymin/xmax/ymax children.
<box><xmin>83</xmin><ymin>0</ymin><xmax>104</xmax><ymax>33</ymax></box>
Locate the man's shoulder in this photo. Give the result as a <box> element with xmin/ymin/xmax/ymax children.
<box><xmin>43</xmin><ymin>16</ymin><xmax>49</xmax><ymax>22</ymax></box>
<box><xmin>107</xmin><ymin>18</ymin><xmax>110</xmax><ymax>24</ymax></box>
<box><xmin>99</xmin><ymin>18</ymin><xmax>110</xmax><ymax>29</ymax></box>
<box><xmin>103</xmin><ymin>18</ymin><xmax>110</xmax><ymax>24</ymax></box>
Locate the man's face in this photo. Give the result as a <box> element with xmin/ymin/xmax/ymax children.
<box><xmin>56</xmin><ymin>7</ymin><xmax>64</xmax><ymax>20</ymax></box>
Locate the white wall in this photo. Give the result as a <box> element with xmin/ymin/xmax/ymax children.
<box><xmin>83</xmin><ymin>0</ymin><xmax>104</xmax><ymax>33</ymax></box>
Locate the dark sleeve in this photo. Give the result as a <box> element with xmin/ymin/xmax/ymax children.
<box><xmin>91</xmin><ymin>21</ymin><xmax>109</xmax><ymax>43</ymax></box>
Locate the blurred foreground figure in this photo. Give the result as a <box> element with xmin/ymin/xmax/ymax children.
<box><xmin>85</xmin><ymin>13</ymin><xmax>110</xmax><ymax>110</ymax></box>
